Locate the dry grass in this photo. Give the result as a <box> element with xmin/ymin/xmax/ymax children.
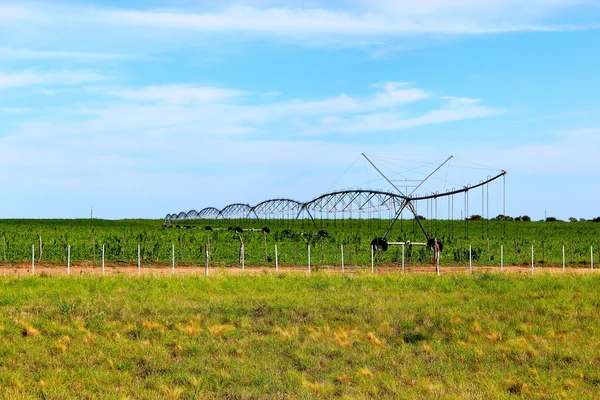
<box><xmin>0</xmin><ymin>273</ymin><xmax>599</xmax><ymax>398</ymax></box>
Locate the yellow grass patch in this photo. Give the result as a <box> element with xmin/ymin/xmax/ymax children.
<box><xmin>54</xmin><ymin>335</ymin><xmax>72</xmax><ymax>353</ymax></box>
<box><xmin>486</xmin><ymin>331</ymin><xmax>502</xmax><ymax>342</ymax></box>
<box><xmin>142</xmin><ymin>321</ymin><xmax>163</xmax><ymax>332</ymax></box>
<box><xmin>366</xmin><ymin>332</ymin><xmax>384</xmax><ymax>347</ymax></box>
<box><xmin>176</xmin><ymin>319</ymin><xmax>203</xmax><ymax>336</ymax></box>
<box><xmin>21</xmin><ymin>326</ymin><xmax>41</xmax><ymax>338</ymax></box>
<box><xmin>208</xmin><ymin>324</ymin><xmax>235</xmax><ymax>337</ymax></box>
<box><xmin>563</xmin><ymin>379</ymin><xmax>578</xmax><ymax>389</ymax></box>
<box><xmin>301</xmin><ymin>379</ymin><xmax>327</xmax><ymax>395</ymax></box>
<box><xmin>336</xmin><ymin>373</ymin><xmax>350</xmax><ymax>384</ymax></box>
<box><xmin>332</xmin><ymin>327</ymin><xmax>355</xmax><ymax>348</ymax></box>
<box><xmin>470</xmin><ymin>321</ymin><xmax>483</xmax><ymax>335</ymax></box>
<box><xmin>160</xmin><ymin>384</ymin><xmax>184</xmax><ymax>400</ymax></box>
<box><xmin>358</xmin><ymin>368</ymin><xmax>373</xmax><ymax>378</ymax></box>
<box><xmin>307</xmin><ymin>326</ymin><xmax>332</xmax><ymax>341</ymax></box>
<box><xmin>273</xmin><ymin>326</ymin><xmax>298</xmax><ymax>340</ymax></box>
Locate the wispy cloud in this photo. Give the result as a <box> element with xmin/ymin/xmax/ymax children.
<box><xmin>0</xmin><ymin>69</ymin><xmax>104</xmax><ymax>89</ymax></box>
<box><xmin>0</xmin><ymin>47</ymin><xmax>137</xmax><ymax>61</ymax></box>
<box><xmin>101</xmin><ymin>1</ymin><xmax>598</xmax><ymax>36</ymax></box>
<box><xmin>299</xmin><ymin>97</ymin><xmax>501</xmax><ymax>135</ymax></box>
<box><xmin>1</xmin><ymin>81</ymin><xmax>495</xmax><ymax>148</ymax></box>
<box><xmin>105</xmin><ymin>85</ymin><xmax>248</xmax><ymax>105</ymax></box>
<box><xmin>0</xmin><ymin>0</ymin><xmax>596</xmax><ymax>58</ymax></box>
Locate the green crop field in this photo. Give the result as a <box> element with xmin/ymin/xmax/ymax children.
<box><xmin>1</xmin><ymin>273</ymin><xmax>599</xmax><ymax>399</ymax></box>
<box><xmin>0</xmin><ymin>218</ymin><xmax>599</xmax><ymax>270</ymax></box>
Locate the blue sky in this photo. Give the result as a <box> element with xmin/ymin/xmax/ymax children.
<box><xmin>0</xmin><ymin>0</ymin><xmax>599</xmax><ymax>220</ymax></box>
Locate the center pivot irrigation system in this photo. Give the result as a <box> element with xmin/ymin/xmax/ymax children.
<box><xmin>165</xmin><ymin>154</ymin><xmax>507</xmax><ymax>254</ymax></box>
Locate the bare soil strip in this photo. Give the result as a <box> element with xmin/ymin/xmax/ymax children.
<box><xmin>0</xmin><ymin>262</ymin><xmax>595</xmax><ymax>276</ymax></box>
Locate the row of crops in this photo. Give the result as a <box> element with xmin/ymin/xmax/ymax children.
<box><xmin>0</xmin><ymin>218</ymin><xmax>599</xmax><ymax>268</ymax></box>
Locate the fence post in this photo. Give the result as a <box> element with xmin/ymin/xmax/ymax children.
<box><xmin>531</xmin><ymin>246</ymin><xmax>534</xmax><ymax>274</ymax></box>
<box><xmin>67</xmin><ymin>245</ymin><xmax>71</xmax><ymax>275</ymax></box>
<box><xmin>137</xmin><ymin>244</ymin><xmax>141</xmax><ymax>275</ymax></box>
<box><xmin>172</xmin><ymin>244</ymin><xmax>175</xmax><ymax>275</ymax></box>
<box><xmin>435</xmin><ymin>240</ymin><xmax>440</xmax><ymax>276</ymax></box>
<box><xmin>32</xmin><ymin>244</ymin><xmax>35</xmax><ymax>274</ymax></box>
<box><xmin>469</xmin><ymin>245</ymin><xmax>472</xmax><ymax>274</ymax></box>
<box><xmin>371</xmin><ymin>245</ymin><xmax>374</xmax><ymax>274</ymax></box>
<box><xmin>102</xmin><ymin>244</ymin><xmax>105</xmax><ymax>275</ymax></box>
<box><xmin>402</xmin><ymin>243</ymin><xmax>405</xmax><ymax>274</ymax></box>
<box><xmin>275</xmin><ymin>245</ymin><xmax>278</xmax><ymax>272</ymax></box>
<box><xmin>308</xmin><ymin>244</ymin><xmax>311</xmax><ymax>273</ymax></box>
<box><xmin>501</xmin><ymin>245</ymin><xmax>504</xmax><ymax>273</ymax></box>
<box><xmin>241</xmin><ymin>243</ymin><xmax>245</xmax><ymax>272</ymax></box>
<box><xmin>205</xmin><ymin>244</ymin><xmax>209</xmax><ymax>276</ymax></box>
<box><xmin>341</xmin><ymin>244</ymin><xmax>344</xmax><ymax>273</ymax></box>
<box><xmin>562</xmin><ymin>245</ymin><xmax>565</xmax><ymax>272</ymax></box>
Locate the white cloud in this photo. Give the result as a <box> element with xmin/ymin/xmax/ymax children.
<box><xmin>300</xmin><ymin>97</ymin><xmax>502</xmax><ymax>135</ymax></box>
<box><xmin>102</xmin><ymin>2</ymin><xmax>596</xmax><ymax>36</ymax></box>
<box><xmin>0</xmin><ymin>70</ymin><xmax>104</xmax><ymax>89</ymax></box>
<box><xmin>0</xmin><ymin>81</ymin><xmax>495</xmax><ymax>165</ymax></box>
<box><xmin>0</xmin><ymin>1</ymin><xmax>596</xmax><ymax>58</ymax></box>
<box><xmin>69</xmin><ymin>81</ymin><xmax>431</xmax><ymax>133</ymax></box>
<box><xmin>249</xmin><ymin>82</ymin><xmax>430</xmax><ymax>120</ymax></box>
<box><xmin>106</xmin><ymin>85</ymin><xmax>248</xmax><ymax>105</ymax></box>
<box><xmin>0</xmin><ymin>47</ymin><xmax>135</xmax><ymax>61</ymax></box>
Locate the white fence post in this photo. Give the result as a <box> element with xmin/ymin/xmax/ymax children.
<box><xmin>562</xmin><ymin>245</ymin><xmax>566</xmax><ymax>272</ymax></box>
<box><xmin>67</xmin><ymin>245</ymin><xmax>71</xmax><ymax>275</ymax></box>
<box><xmin>275</xmin><ymin>245</ymin><xmax>278</xmax><ymax>272</ymax></box>
<box><xmin>341</xmin><ymin>244</ymin><xmax>344</xmax><ymax>273</ymax></box>
<box><xmin>501</xmin><ymin>245</ymin><xmax>504</xmax><ymax>273</ymax></box>
<box><xmin>308</xmin><ymin>244</ymin><xmax>311</xmax><ymax>273</ymax></box>
<box><xmin>102</xmin><ymin>244</ymin><xmax>105</xmax><ymax>275</ymax></box>
<box><xmin>371</xmin><ymin>245</ymin><xmax>374</xmax><ymax>274</ymax></box>
<box><xmin>137</xmin><ymin>244</ymin><xmax>141</xmax><ymax>275</ymax></box>
<box><xmin>435</xmin><ymin>241</ymin><xmax>440</xmax><ymax>276</ymax></box>
<box><xmin>531</xmin><ymin>246</ymin><xmax>534</xmax><ymax>274</ymax></box>
<box><xmin>171</xmin><ymin>244</ymin><xmax>175</xmax><ymax>275</ymax></box>
<box><xmin>241</xmin><ymin>243</ymin><xmax>245</xmax><ymax>272</ymax></box>
<box><xmin>32</xmin><ymin>244</ymin><xmax>35</xmax><ymax>274</ymax></box>
<box><xmin>205</xmin><ymin>245</ymin><xmax>209</xmax><ymax>276</ymax></box>
<box><xmin>469</xmin><ymin>245</ymin><xmax>472</xmax><ymax>274</ymax></box>
<box><xmin>402</xmin><ymin>243</ymin><xmax>405</xmax><ymax>274</ymax></box>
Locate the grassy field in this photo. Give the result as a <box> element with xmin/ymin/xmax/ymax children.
<box><xmin>1</xmin><ymin>273</ymin><xmax>599</xmax><ymax>398</ymax></box>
